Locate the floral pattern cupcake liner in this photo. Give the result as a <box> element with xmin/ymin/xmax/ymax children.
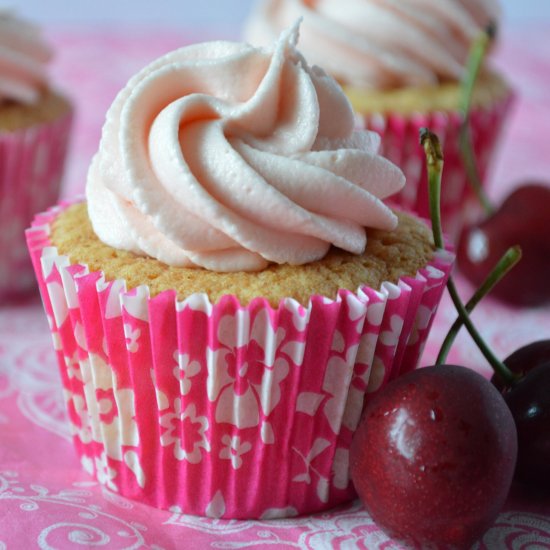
<box><xmin>0</xmin><ymin>110</ymin><xmax>72</xmax><ymax>299</ymax></box>
<box><xmin>360</xmin><ymin>91</ymin><xmax>514</xmax><ymax>240</ymax></box>
<box><xmin>26</xmin><ymin>200</ymin><xmax>454</xmax><ymax>519</ymax></box>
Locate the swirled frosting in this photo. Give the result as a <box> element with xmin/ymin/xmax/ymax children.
<box><xmin>244</xmin><ymin>0</ymin><xmax>501</xmax><ymax>89</ymax></box>
<box><xmin>0</xmin><ymin>11</ymin><xmax>53</xmax><ymax>104</ymax></box>
<box><xmin>86</xmin><ymin>24</ymin><xmax>405</xmax><ymax>272</ymax></box>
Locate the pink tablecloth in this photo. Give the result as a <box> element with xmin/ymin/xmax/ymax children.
<box><xmin>1</xmin><ymin>25</ymin><xmax>550</xmax><ymax>548</ymax></box>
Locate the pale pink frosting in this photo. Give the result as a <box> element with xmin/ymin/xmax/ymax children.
<box><xmin>244</xmin><ymin>0</ymin><xmax>501</xmax><ymax>89</ymax></box>
<box><xmin>86</xmin><ymin>25</ymin><xmax>405</xmax><ymax>272</ymax></box>
<box><xmin>0</xmin><ymin>11</ymin><xmax>53</xmax><ymax>105</ymax></box>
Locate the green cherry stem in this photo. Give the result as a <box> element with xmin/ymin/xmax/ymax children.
<box><xmin>459</xmin><ymin>23</ymin><xmax>497</xmax><ymax>216</ymax></box>
<box><xmin>420</xmin><ymin>128</ymin><xmax>444</xmax><ymax>250</ymax></box>
<box><xmin>420</xmin><ymin>128</ymin><xmax>516</xmax><ymax>386</ymax></box>
<box><xmin>445</xmin><ymin>278</ymin><xmax>515</xmax><ymax>384</ymax></box>
<box><xmin>436</xmin><ymin>245</ymin><xmax>522</xmax><ymax>366</ymax></box>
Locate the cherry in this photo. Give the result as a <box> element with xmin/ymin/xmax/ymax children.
<box><xmin>492</xmin><ymin>339</ymin><xmax>550</xmax><ymax>391</ymax></box>
<box><xmin>503</xmin><ymin>363</ymin><xmax>550</xmax><ymax>492</ymax></box>
<box><xmin>457</xmin><ymin>184</ymin><xmax>550</xmax><ymax>307</ymax></box>
<box><xmin>350</xmin><ymin>365</ymin><xmax>517</xmax><ymax>549</ymax></box>
<box><xmin>455</xmin><ymin>27</ymin><xmax>550</xmax><ymax>307</ymax></box>
<box><xmin>492</xmin><ymin>340</ymin><xmax>550</xmax><ymax>492</ymax></box>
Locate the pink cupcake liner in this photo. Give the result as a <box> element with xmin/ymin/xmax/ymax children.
<box><xmin>361</xmin><ymin>91</ymin><xmax>514</xmax><ymax>240</ymax></box>
<box><xmin>26</xmin><ymin>200</ymin><xmax>454</xmax><ymax>519</ymax></box>
<box><xmin>0</xmin><ymin>107</ymin><xmax>73</xmax><ymax>299</ymax></box>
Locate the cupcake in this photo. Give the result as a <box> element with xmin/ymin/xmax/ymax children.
<box><xmin>26</xmin><ymin>25</ymin><xmax>453</xmax><ymax>519</ymax></box>
<box><xmin>244</xmin><ymin>0</ymin><xmax>514</xmax><ymax>238</ymax></box>
<box><xmin>0</xmin><ymin>11</ymin><xmax>72</xmax><ymax>300</ymax></box>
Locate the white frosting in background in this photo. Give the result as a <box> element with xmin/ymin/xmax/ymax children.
<box><xmin>0</xmin><ymin>11</ymin><xmax>53</xmax><ymax>104</ymax></box>
<box><xmin>244</xmin><ymin>0</ymin><xmax>501</xmax><ymax>89</ymax></box>
<box><xmin>86</xmin><ymin>24</ymin><xmax>405</xmax><ymax>272</ymax></box>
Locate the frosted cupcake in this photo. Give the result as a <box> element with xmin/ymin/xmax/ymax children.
<box><xmin>26</xmin><ymin>25</ymin><xmax>453</xmax><ymax>519</ymax></box>
<box><xmin>244</xmin><ymin>0</ymin><xmax>513</xmax><ymax>238</ymax></box>
<box><xmin>0</xmin><ymin>11</ymin><xmax>72</xmax><ymax>299</ymax></box>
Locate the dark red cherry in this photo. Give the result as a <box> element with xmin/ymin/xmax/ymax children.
<box><xmin>504</xmin><ymin>363</ymin><xmax>550</xmax><ymax>491</ymax></box>
<box><xmin>350</xmin><ymin>365</ymin><xmax>517</xmax><ymax>549</ymax></box>
<box><xmin>492</xmin><ymin>339</ymin><xmax>550</xmax><ymax>391</ymax></box>
<box><xmin>457</xmin><ymin>184</ymin><xmax>550</xmax><ymax>307</ymax></box>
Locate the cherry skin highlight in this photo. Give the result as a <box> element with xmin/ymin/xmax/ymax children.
<box><xmin>457</xmin><ymin>184</ymin><xmax>550</xmax><ymax>307</ymax></box>
<box><xmin>350</xmin><ymin>365</ymin><xmax>517</xmax><ymax>549</ymax></box>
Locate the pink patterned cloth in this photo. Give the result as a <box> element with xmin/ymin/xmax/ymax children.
<box><xmin>1</xmin><ymin>24</ymin><xmax>550</xmax><ymax>548</ymax></box>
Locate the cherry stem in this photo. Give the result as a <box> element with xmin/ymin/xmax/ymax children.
<box><xmin>459</xmin><ymin>23</ymin><xmax>497</xmax><ymax>216</ymax></box>
<box><xmin>436</xmin><ymin>246</ymin><xmax>522</xmax><ymax>367</ymax></box>
<box><xmin>420</xmin><ymin>128</ymin><xmax>516</xmax><ymax>386</ymax></box>
<box><xmin>420</xmin><ymin>128</ymin><xmax>444</xmax><ymax>250</ymax></box>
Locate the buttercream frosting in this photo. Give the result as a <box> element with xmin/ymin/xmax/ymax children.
<box><xmin>86</xmin><ymin>24</ymin><xmax>405</xmax><ymax>272</ymax></box>
<box><xmin>0</xmin><ymin>11</ymin><xmax>53</xmax><ymax>105</ymax></box>
<box><xmin>244</xmin><ymin>0</ymin><xmax>501</xmax><ymax>89</ymax></box>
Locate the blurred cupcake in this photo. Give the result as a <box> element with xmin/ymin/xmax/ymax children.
<box><xmin>0</xmin><ymin>11</ymin><xmax>72</xmax><ymax>300</ymax></box>
<box><xmin>244</xmin><ymin>0</ymin><xmax>513</xmax><ymax>238</ymax></box>
<box><xmin>26</xmin><ymin>25</ymin><xmax>453</xmax><ymax>519</ymax></box>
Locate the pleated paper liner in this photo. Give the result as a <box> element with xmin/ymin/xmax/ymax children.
<box><xmin>359</xmin><ymin>90</ymin><xmax>514</xmax><ymax>241</ymax></box>
<box><xmin>26</xmin><ymin>200</ymin><xmax>454</xmax><ymax>519</ymax></box>
<box><xmin>0</xmin><ymin>106</ymin><xmax>72</xmax><ymax>300</ymax></box>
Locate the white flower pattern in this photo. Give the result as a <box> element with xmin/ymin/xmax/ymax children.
<box><xmin>94</xmin><ymin>451</ymin><xmax>118</xmax><ymax>492</ymax></box>
<box><xmin>380</xmin><ymin>314</ymin><xmax>404</xmax><ymax>347</ymax></box>
<box><xmin>206</xmin><ymin>309</ymin><xmax>296</xmax><ymax>429</ymax></box>
<box><xmin>173</xmin><ymin>351</ymin><xmax>201</xmax><ymax>395</ymax></box>
<box><xmin>159</xmin><ymin>400</ymin><xmax>210</xmax><ymax>463</ymax></box>
<box><xmin>219</xmin><ymin>435</ymin><xmax>252</xmax><ymax>469</ymax></box>
<box><xmin>69</xmin><ymin>353</ymin><xmax>140</xmax><ymax>461</ymax></box>
<box><xmin>123</xmin><ymin>323</ymin><xmax>141</xmax><ymax>353</ymax></box>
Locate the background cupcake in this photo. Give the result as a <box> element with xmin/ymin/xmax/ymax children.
<box><xmin>0</xmin><ymin>10</ymin><xmax>72</xmax><ymax>300</ymax></box>
<box><xmin>244</xmin><ymin>0</ymin><xmax>514</xmax><ymax>238</ymax></box>
<box><xmin>27</xmin><ymin>25</ymin><xmax>453</xmax><ymax>519</ymax></box>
